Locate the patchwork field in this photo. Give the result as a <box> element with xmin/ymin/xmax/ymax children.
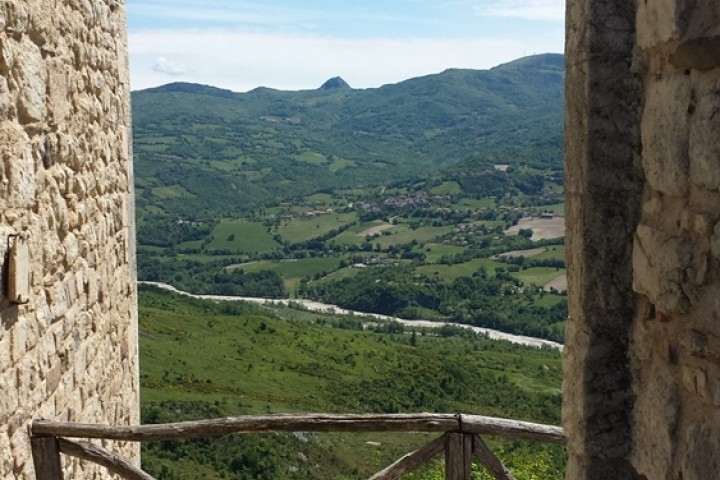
<box><xmin>206</xmin><ymin>220</ymin><xmax>281</xmax><ymax>253</ymax></box>
<box><xmin>278</xmin><ymin>212</ymin><xmax>358</xmax><ymax>243</ymax></box>
<box><xmin>240</xmin><ymin>258</ymin><xmax>344</xmax><ymax>294</ymax></box>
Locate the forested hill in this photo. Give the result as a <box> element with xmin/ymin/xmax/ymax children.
<box><xmin>132</xmin><ymin>53</ymin><xmax>564</xmax><ymax>218</ymax></box>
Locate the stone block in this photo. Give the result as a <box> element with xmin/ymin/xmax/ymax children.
<box><xmin>633</xmin><ymin>225</ymin><xmax>692</xmax><ymax>313</ymax></box>
<box><xmin>641</xmin><ymin>75</ymin><xmax>691</xmax><ymax>197</ymax></box>
<box><xmin>0</xmin><ymin>121</ymin><xmax>35</xmax><ymax>209</ymax></box>
<box><xmin>0</xmin><ymin>332</ymin><xmax>10</xmax><ymax>373</ymax></box>
<box><xmin>9</xmin><ymin>426</ymin><xmax>30</xmax><ymax>472</ymax></box>
<box><xmin>713</xmin><ymin>222</ymin><xmax>720</xmax><ymax>259</ymax></box>
<box><xmin>631</xmin><ymin>361</ymin><xmax>679</xmax><ymax>478</ymax></box>
<box><xmin>45</xmin><ymin>360</ymin><xmax>62</xmax><ymax>395</ymax></box>
<box><xmin>0</xmin><ymin>369</ymin><xmax>18</xmax><ymax>422</ymax></box>
<box><xmin>46</xmin><ymin>58</ymin><xmax>70</xmax><ymax>125</ymax></box>
<box><xmin>47</xmin><ymin>283</ymin><xmax>69</xmax><ymax>321</ymax></box>
<box><xmin>10</xmin><ymin>319</ymin><xmax>28</xmax><ymax>363</ymax></box>
<box><xmin>689</xmin><ymin>74</ymin><xmax>720</xmax><ymax>191</ymax></box>
<box><xmin>683</xmin><ymin>422</ymin><xmax>720</xmax><ymax>480</ymax></box>
<box><xmin>0</xmin><ymin>430</ymin><xmax>11</xmax><ymax>473</ymax></box>
<box><xmin>0</xmin><ymin>76</ymin><xmax>11</xmax><ymax>119</ymax></box>
<box><xmin>671</xmin><ymin>36</ymin><xmax>720</xmax><ymax>71</ymax></box>
<box><xmin>638</xmin><ymin>0</ymin><xmax>720</xmax><ymax>48</ymax></box>
<box><xmin>9</xmin><ymin>37</ymin><xmax>47</xmax><ymax>124</ymax></box>
<box><xmin>682</xmin><ymin>366</ymin><xmax>708</xmax><ymax>398</ymax></box>
<box><xmin>63</xmin><ymin>232</ymin><xmax>80</xmax><ymax>267</ymax></box>
<box><xmin>637</xmin><ymin>0</ymin><xmax>680</xmax><ymax>47</ymax></box>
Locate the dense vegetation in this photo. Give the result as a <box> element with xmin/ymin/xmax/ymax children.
<box><xmin>132</xmin><ymin>53</ymin><xmax>568</xmax><ymax>342</ymax></box>
<box><xmin>139</xmin><ymin>286</ymin><xmax>564</xmax><ymax>479</ymax></box>
<box><xmin>132</xmin><ymin>54</ymin><xmax>563</xmax><ymax>218</ymax></box>
<box><xmin>304</xmin><ymin>265</ymin><xmax>567</xmax><ymax>342</ymax></box>
<box><xmin>132</xmin><ymin>54</ymin><xmax>571</xmax><ymax>479</ymax></box>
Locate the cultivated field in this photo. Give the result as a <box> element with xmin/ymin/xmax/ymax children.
<box><xmin>505</xmin><ymin>216</ymin><xmax>565</xmax><ymax>240</ymax></box>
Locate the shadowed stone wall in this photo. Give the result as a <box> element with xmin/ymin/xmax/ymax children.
<box><xmin>0</xmin><ymin>1</ymin><xmax>138</xmax><ymax>479</ymax></box>
<box><xmin>565</xmin><ymin>0</ymin><xmax>720</xmax><ymax>479</ymax></box>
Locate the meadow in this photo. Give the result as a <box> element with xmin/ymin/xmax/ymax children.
<box><xmin>206</xmin><ymin>220</ymin><xmax>281</xmax><ymax>253</ymax></box>
<box><xmin>239</xmin><ymin>257</ymin><xmax>344</xmax><ymax>294</ymax></box>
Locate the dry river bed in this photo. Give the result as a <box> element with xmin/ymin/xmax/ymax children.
<box><xmin>142</xmin><ymin>282</ymin><xmax>563</xmax><ymax>350</ymax></box>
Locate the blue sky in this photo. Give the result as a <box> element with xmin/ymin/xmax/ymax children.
<box><xmin>127</xmin><ymin>0</ymin><xmax>564</xmax><ymax>92</ymax></box>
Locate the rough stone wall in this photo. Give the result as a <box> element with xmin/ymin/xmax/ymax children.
<box><xmin>0</xmin><ymin>1</ymin><xmax>139</xmax><ymax>479</ymax></box>
<box><xmin>630</xmin><ymin>2</ymin><xmax>720</xmax><ymax>478</ymax></box>
<box><xmin>565</xmin><ymin>0</ymin><xmax>720</xmax><ymax>479</ymax></box>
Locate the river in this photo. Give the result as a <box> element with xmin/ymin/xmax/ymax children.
<box><xmin>140</xmin><ymin>281</ymin><xmax>563</xmax><ymax>350</ymax></box>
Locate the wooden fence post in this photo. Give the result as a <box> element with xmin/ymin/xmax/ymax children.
<box><xmin>31</xmin><ymin>436</ymin><xmax>63</xmax><ymax>480</ymax></box>
<box><xmin>472</xmin><ymin>435</ymin><xmax>517</xmax><ymax>480</ymax></box>
<box><xmin>445</xmin><ymin>433</ymin><xmax>472</xmax><ymax>480</ymax></box>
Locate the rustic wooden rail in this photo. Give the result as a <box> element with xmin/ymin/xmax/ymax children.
<box><xmin>31</xmin><ymin>413</ymin><xmax>565</xmax><ymax>480</ymax></box>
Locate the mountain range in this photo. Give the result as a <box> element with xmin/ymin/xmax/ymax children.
<box><xmin>131</xmin><ymin>54</ymin><xmax>564</xmax><ymax>218</ymax></box>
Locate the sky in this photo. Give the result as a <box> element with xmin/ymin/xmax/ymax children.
<box><xmin>126</xmin><ymin>0</ymin><xmax>564</xmax><ymax>93</ymax></box>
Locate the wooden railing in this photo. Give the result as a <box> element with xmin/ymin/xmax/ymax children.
<box><xmin>30</xmin><ymin>413</ymin><xmax>565</xmax><ymax>480</ymax></box>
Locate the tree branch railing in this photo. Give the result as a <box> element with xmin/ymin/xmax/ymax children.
<box><xmin>30</xmin><ymin>413</ymin><xmax>565</xmax><ymax>480</ymax></box>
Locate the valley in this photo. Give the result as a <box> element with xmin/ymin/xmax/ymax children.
<box><xmin>132</xmin><ymin>54</ymin><xmax>568</xmax><ymax>478</ymax></box>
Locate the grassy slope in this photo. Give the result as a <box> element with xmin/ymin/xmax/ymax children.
<box><xmin>139</xmin><ymin>286</ymin><xmax>564</xmax><ymax>479</ymax></box>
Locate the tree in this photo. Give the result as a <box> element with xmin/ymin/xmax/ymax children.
<box><xmin>519</xmin><ymin>228</ymin><xmax>534</xmax><ymax>239</ymax></box>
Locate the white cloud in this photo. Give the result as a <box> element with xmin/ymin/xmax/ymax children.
<box><xmin>152</xmin><ymin>57</ymin><xmax>188</xmax><ymax>76</ymax></box>
<box><xmin>129</xmin><ymin>29</ymin><xmax>562</xmax><ymax>92</ymax></box>
<box><xmin>474</xmin><ymin>0</ymin><xmax>564</xmax><ymax>21</ymax></box>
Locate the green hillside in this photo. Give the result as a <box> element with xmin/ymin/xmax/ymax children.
<box><xmin>132</xmin><ymin>54</ymin><xmax>563</xmax><ymax>218</ymax></box>
<box><xmin>139</xmin><ymin>285</ymin><xmax>564</xmax><ymax>479</ymax></box>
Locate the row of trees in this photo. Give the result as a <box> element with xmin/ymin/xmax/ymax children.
<box><xmin>302</xmin><ymin>265</ymin><xmax>567</xmax><ymax>342</ymax></box>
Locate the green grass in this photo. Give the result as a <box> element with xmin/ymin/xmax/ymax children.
<box><xmin>208</xmin><ymin>160</ymin><xmax>239</xmax><ymax>172</ymax></box>
<box><xmin>540</xmin><ymin>203</ymin><xmax>565</xmax><ymax>216</ymax></box>
<box><xmin>430</xmin><ymin>181</ymin><xmax>462</xmax><ymax>195</ymax></box>
<box><xmin>240</xmin><ymin>258</ymin><xmax>344</xmax><ymax>294</ymax></box>
<box><xmin>509</xmin><ymin>267</ymin><xmax>565</xmax><ymax>287</ymax></box>
<box><xmin>456</xmin><ymin>198</ymin><xmax>496</xmax><ymax>209</ymax></box>
<box><xmin>533</xmin><ymin>246</ymin><xmax>566</xmax><ymax>261</ymax></box>
<box><xmin>152</xmin><ymin>185</ymin><xmax>194</xmax><ymax>199</ymax></box>
<box><xmin>422</xmin><ymin>243</ymin><xmax>467</xmax><ymax>262</ymax></box>
<box><xmin>138</xmin><ymin>286</ymin><xmax>564</xmax><ymax>479</ymax></box>
<box><xmin>294</xmin><ymin>151</ymin><xmax>326</xmax><ymax>165</ymax></box>
<box><xmin>531</xmin><ymin>293</ymin><xmax>567</xmax><ymax>308</ymax></box>
<box><xmin>331</xmin><ymin>220</ymin><xmax>391</xmax><ymax>245</ymax></box>
<box><xmin>207</xmin><ymin>220</ymin><xmax>281</xmax><ymax>253</ymax></box>
<box><xmin>304</xmin><ymin>193</ymin><xmax>334</xmax><ymax>203</ymax></box>
<box><xmin>139</xmin><ymin>286</ymin><xmax>562</xmax><ymax>418</ymax></box>
<box><xmin>329</xmin><ymin>156</ymin><xmax>356</xmax><ymax>172</ymax></box>
<box><xmin>153</xmin><ymin>253</ymin><xmax>245</xmax><ymax>264</ymax></box>
<box><xmin>374</xmin><ymin>225</ymin><xmax>454</xmax><ymax>248</ymax></box>
<box><xmin>415</xmin><ymin>258</ymin><xmax>506</xmax><ymax>281</ymax></box>
<box><xmin>315</xmin><ymin>265</ymin><xmax>363</xmax><ymax>284</ymax></box>
<box><xmin>279</xmin><ymin>213</ymin><xmax>358</xmax><ymax>244</ymax></box>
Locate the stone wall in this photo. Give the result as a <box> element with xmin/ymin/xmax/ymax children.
<box><xmin>0</xmin><ymin>1</ymin><xmax>138</xmax><ymax>479</ymax></box>
<box><xmin>565</xmin><ymin>0</ymin><xmax>720</xmax><ymax>479</ymax></box>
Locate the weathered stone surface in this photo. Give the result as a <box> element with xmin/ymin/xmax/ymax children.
<box><xmin>712</xmin><ymin>222</ymin><xmax>720</xmax><ymax>259</ymax></box>
<box><xmin>632</xmin><ymin>225</ymin><xmax>692</xmax><ymax>313</ymax></box>
<box><xmin>689</xmin><ymin>73</ymin><xmax>720</xmax><ymax>191</ymax></box>
<box><xmin>636</xmin><ymin>0</ymin><xmax>680</xmax><ymax>46</ymax></box>
<box><xmin>0</xmin><ymin>121</ymin><xmax>35</xmax><ymax>208</ymax></box>
<box><xmin>567</xmin><ymin>0</ymin><xmax>720</xmax><ymax>479</ymax></box>
<box><xmin>0</xmin><ymin>1</ymin><xmax>138</xmax><ymax>478</ymax></box>
<box><xmin>640</xmin><ymin>76</ymin><xmax>691</xmax><ymax>197</ymax></box>
<box><xmin>671</xmin><ymin>37</ymin><xmax>720</xmax><ymax>71</ymax></box>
